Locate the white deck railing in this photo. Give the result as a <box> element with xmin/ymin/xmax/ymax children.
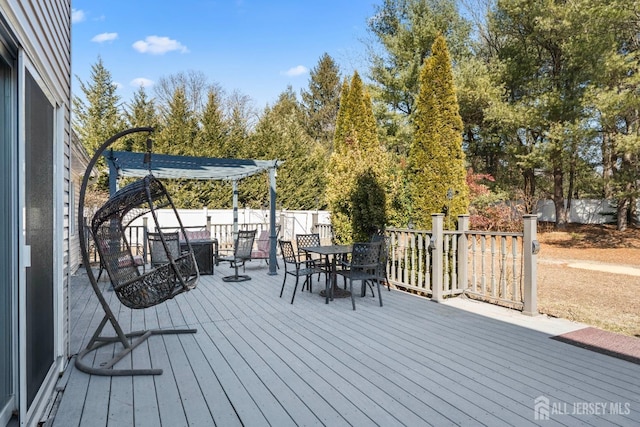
<box><xmin>385</xmin><ymin>214</ymin><xmax>539</xmax><ymax>314</ymax></box>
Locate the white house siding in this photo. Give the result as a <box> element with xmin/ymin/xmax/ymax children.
<box><xmin>0</xmin><ymin>0</ymin><xmax>71</xmax><ymax>426</ymax></box>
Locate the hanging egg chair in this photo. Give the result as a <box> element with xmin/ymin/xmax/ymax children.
<box><xmin>92</xmin><ymin>174</ymin><xmax>198</xmax><ymax>308</ymax></box>
<box><xmin>76</xmin><ymin>127</ymin><xmax>199</xmax><ymax>376</ymax></box>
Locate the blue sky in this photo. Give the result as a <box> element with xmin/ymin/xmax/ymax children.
<box><xmin>71</xmin><ymin>1</ymin><xmax>378</xmax><ymax>110</ymax></box>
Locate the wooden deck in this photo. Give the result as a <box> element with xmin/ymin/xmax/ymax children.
<box><xmin>51</xmin><ymin>262</ymin><xmax>640</xmax><ymax>426</ymax></box>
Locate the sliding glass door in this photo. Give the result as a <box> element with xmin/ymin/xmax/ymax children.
<box><xmin>24</xmin><ymin>69</ymin><xmax>55</xmax><ymax>407</ymax></box>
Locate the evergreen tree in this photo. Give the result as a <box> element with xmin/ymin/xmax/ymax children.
<box><xmin>199</xmin><ymin>87</ymin><xmax>228</xmax><ymax>156</ymax></box>
<box><xmin>327</xmin><ymin>71</ymin><xmax>389</xmax><ymax>243</ymax></box>
<box><xmin>124</xmin><ymin>85</ymin><xmax>158</xmax><ymax>152</ymax></box>
<box><xmin>247</xmin><ymin>88</ymin><xmax>327</xmax><ymax>210</ymax></box>
<box><xmin>366</xmin><ymin>0</ymin><xmax>471</xmax><ymax>118</ymax></box>
<box><xmin>300</xmin><ymin>53</ymin><xmax>341</xmax><ymax>151</ymax></box>
<box><xmin>196</xmin><ymin>87</ymin><xmax>232</xmax><ymax>208</ymax></box>
<box><xmin>409</xmin><ymin>35</ymin><xmax>469</xmax><ymax>230</ymax></box>
<box><xmin>155</xmin><ymin>86</ymin><xmax>201</xmax><ymax>207</ymax></box>
<box><xmin>223</xmin><ymin>90</ymin><xmax>256</xmax><ymax>158</ymax></box>
<box><xmin>72</xmin><ymin>56</ymin><xmax>124</xmax><ymax>154</ymax></box>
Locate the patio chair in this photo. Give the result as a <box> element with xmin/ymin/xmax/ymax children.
<box><xmin>219</xmin><ymin>229</ymin><xmax>256</xmax><ymax>282</ymax></box>
<box><xmin>371</xmin><ymin>233</ymin><xmax>391</xmax><ymax>291</ymax></box>
<box><xmin>296</xmin><ymin>233</ymin><xmax>328</xmax><ymax>282</ymax></box>
<box><xmin>336</xmin><ymin>241</ymin><xmax>383</xmax><ymax>310</ymax></box>
<box><xmin>279</xmin><ymin>240</ymin><xmax>322</xmax><ymax>304</ymax></box>
<box><xmin>76</xmin><ymin>127</ymin><xmax>199</xmax><ymax>376</ymax></box>
<box><xmin>251</xmin><ymin>228</ymin><xmax>280</xmax><ymax>268</ymax></box>
<box><xmin>95</xmin><ymin>236</ymin><xmax>145</xmax><ymax>282</ymax></box>
<box><xmin>148</xmin><ymin>231</ymin><xmax>180</xmax><ymax>267</ymax></box>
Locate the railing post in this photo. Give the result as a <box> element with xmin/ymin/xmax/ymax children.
<box><xmin>523</xmin><ymin>215</ymin><xmax>539</xmax><ymax>316</ymax></box>
<box><xmin>457</xmin><ymin>215</ymin><xmax>469</xmax><ymax>292</ymax></box>
<box><xmin>431</xmin><ymin>213</ymin><xmax>444</xmax><ymax>302</ymax></box>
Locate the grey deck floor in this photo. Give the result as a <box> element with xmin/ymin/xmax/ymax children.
<box><xmin>52</xmin><ymin>263</ymin><xmax>640</xmax><ymax>426</ymax></box>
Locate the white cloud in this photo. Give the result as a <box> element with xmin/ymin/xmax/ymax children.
<box><xmin>282</xmin><ymin>65</ymin><xmax>308</xmax><ymax>77</ymax></box>
<box><xmin>71</xmin><ymin>9</ymin><xmax>85</xmax><ymax>23</ymax></box>
<box><xmin>132</xmin><ymin>36</ymin><xmax>189</xmax><ymax>55</ymax></box>
<box><xmin>130</xmin><ymin>78</ymin><xmax>154</xmax><ymax>88</ymax></box>
<box><xmin>91</xmin><ymin>32</ymin><xmax>118</xmax><ymax>43</ymax></box>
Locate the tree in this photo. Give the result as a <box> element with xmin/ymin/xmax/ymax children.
<box><xmin>247</xmin><ymin>88</ymin><xmax>327</xmax><ymax>210</ymax></box>
<box><xmin>155</xmin><ymin>86</ymin><xmax>202</xmax><ymax>207</ymax></box>
<box><xmin>300</xmin><ymin>53</ymin><xmax>342</xmax><ymax>151</ymax></box>
<box><xmin>190</xmin><ymin>86</ymin><xmax>231</xmax><ymax>208</ymax></box>
<box><xmin>154</xmin><ymin>70</ymin><xmax>212</xmax><ymax>117</ymax></box>
<box><xmin>409</xmin><ymin>35</ymin><xmax>468</xmax><ymax>230</ymax></box>
<box><xmin>73</xmin><ymin>56</ymin><xmax>124</xmax><ymax>154</ymax></box>
<box><xmin>222</xmin><ymin>90</ymin><xmax>256</xmax><ymax>158</ymax></box>
<box><xmin>327</xmin><ymin>71</ymin><xmax>389</xmax><ymax>243</ymax></box>
<box><xmin>486</xmin><ymin>0</ymin><xmax>640</xmax><ymax>229</ymax></box>
<box><xmin>123</xmin><ymin>85</ymin><xmax>158</xmax><ymax>152</ymax></box>
<box><xmin>366</xmin><ymin>0</ymin><xmax>471</xmax><ymax>117</ymax></box>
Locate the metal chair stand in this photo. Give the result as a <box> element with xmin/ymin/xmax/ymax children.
<box><xmin>220</xmin><ymin>229</ymin><xmax>256</xmax><ymax>282</ymax></box>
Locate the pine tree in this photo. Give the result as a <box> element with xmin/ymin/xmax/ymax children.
<box><xmin>327</xmin><ymin>71</ymin><xmax>388</xmax><ymax>243</ymax></box>
<box><xmin>124</xmin><ymin>85</ymin><xmax>158</xmax><ymax>152</ymax></box>
<box><xmin>301</xmin><ymin>53</ymin><xmax>341</xmax><ymax>151</ymax></box>
<box><xmin>199</xmin><ymin>88</ymin><xmax>228</xmax><ymax>156</ymax></box>
<box><xmin>155</xmin><ymin>86</ymin><xmax>201</xmax><ymax>207</ymax></box>
<box><xmin>409</xmin><ymin>34</ymin><xmax>469</xmax><ymax>230</ymax></box>
<box><xmin>72</xmin><ymin>56</ymin><xmax>124</xmax><ymax>154</ymax></box>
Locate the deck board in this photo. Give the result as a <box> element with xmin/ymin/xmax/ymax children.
<box><xmin>53</xmin><ymin>265</ymin><xmax>640</xmax><ymax>426</ymax></box>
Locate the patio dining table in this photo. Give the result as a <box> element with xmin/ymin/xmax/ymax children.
<box><xmin>300</xmin><ymin>244</ymin><xmax>352</xmax><ymax>304</ymax></box>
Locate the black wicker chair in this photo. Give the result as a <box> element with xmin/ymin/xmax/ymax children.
<box><xmin>76</xmin><ymin>127</ymin><xmax>200</xmax><ymax>376</ymax></box>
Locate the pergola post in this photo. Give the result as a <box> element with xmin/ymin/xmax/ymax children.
<box><xmin>268</xmin><ymin>167</ymin><xmax>277</xmax><ymax>275</ymax></box>
<box><xmin>232</xmin><ymin>180</ymin><xmax>239</xmax><ymax>237</ymax></box>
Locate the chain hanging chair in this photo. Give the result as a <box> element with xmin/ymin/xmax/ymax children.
<box><xmin>76</xmin><ymin>127</ymin><xmax>200</xmax><ymax>376</ymax></box>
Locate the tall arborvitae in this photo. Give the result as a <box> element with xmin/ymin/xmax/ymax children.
<box><xmin>301</xmin><ymin>53</ymin><xmax>341</xmax><ymax>151</ymax></box>
<box><xmin>409</xmin><ymin>34</ymin><xmax>468</xmax><ymax>230</ymax></box>
<box><xmin>73</xmin><ymin>56</ymin><xmax>124</xmax><ymax>154</ymax></box>
<box><xmin>327</xmin><ymin>71</ymin><xmax>388</xmax><ymax>243</ymax></box>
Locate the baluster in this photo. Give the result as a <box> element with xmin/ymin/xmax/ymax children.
<box><xmin>443</xmin><ymin>234</ymin><xmax>450</xmax><ymax>292</ymax></box>
<box><xmin>390</xmin><ymin>231</ymin><xmax>397</xmax><ymax>284</ymax></box>
<box><xmin>417</xmin><ymin>233</ymin><xmax>423</xmax><ymax>289</ymax></box>
<box><xmin>512</xmin><ymin>236</ymin><xmax>519</xmax><ymax>302</ymax></box>
<box><xmin>471</xmin><ymin>234</ymin><xmax>477</xmax><ymax>292</ymax></box>
<box><xmin>480</xmin><ymin>235</ymin><xmax>486</xmax><ymax>295</ymax></box>
<box><xmin>501</xmin><ymin>236</ymin><xmax>507</xmax><ymax>299</ymax></box>
<box><xmin>451</xmin><ymin>233</ymin><xmax>458</xmax><ymax>292</ymax></box>
<box><xmin>403</xmin><ymin>232</ymin><xmax>409</xmax><ymax>284</ymax></box>
<box><xmin>490</xmin><ymin>235</ymin><xmax>497</xmax><ymax>298</ymax></box>
<box><xmin>426</xmin><ymin>233</ymin><xmax>431</xmax><ymax>290</ymax></box>
<box><xmin>410</xmin><ymin>232</ymin><xmax>416</xmax><ymax>287</ymax></box>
